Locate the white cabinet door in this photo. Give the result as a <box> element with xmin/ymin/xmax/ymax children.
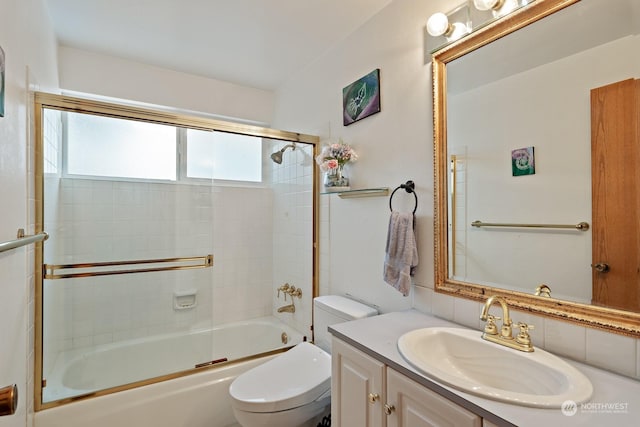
<box><xmin>331</xmin><ymin>337</ymin><xmax>386</xmax><ymax>427</ymax></box>
<box><xmin>385</xmin><ymin>368</ymin><xmax>482</xmax><ymax>427</ymax></box>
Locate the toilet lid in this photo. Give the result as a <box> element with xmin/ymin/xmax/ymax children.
<box><xmin>229</xmin><ymin>342</ymin><xmax>331</xmax><ymax>413</ymax></box>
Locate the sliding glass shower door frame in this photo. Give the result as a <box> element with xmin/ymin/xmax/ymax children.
<box><xmin>33</xmin><ymin>92</ymin><xmax>320</xmax><ymax>411</ymax></box>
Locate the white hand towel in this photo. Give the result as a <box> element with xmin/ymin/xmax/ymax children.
<box><xmin>384</xmin><ymin>211</ymin><xmax>418</xmax><ymax>296</ymax></box>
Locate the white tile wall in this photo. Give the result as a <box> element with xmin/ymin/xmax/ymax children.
<box><xmin>43</xmin><ymin>109</ymin><xmax>61</xmax><ymax>174</ymax></box>
<box><xmin>586</xmin><ymin>328</ymin><xmax>637</xmax><ymax>378</ymax></box>
<box><xmin>41</xmin><ymin>139</ymin><xmax>315</xmax><ymax>376</ymax></box>
<box><xmin>270</xmin><ymin>141</ymin><xmax>315</xmax><ymax>338</ymax></box>
<box><xmin>637</xmin><ymin>341</ymin><xmax>640</xmax><ymax>378</ymax></box>
<box><xmin>544</xmin><ymin>318</ymin><xmax>586</xmax><ymax>361</ymax></box>
<box><xmin>42</xmin><ymin>177</ymin><xmax>277</xmax><ymax>374</ymax></box>
<box><xmin>453</xmin><ymin>298</ymin><xmax>483</xmax><ymax>330</ymax></box>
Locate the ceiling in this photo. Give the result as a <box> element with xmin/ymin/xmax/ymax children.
<box><xmin>44</xmin><ymin>0</ymin><xmax>393</xmax><ymax>91</ymax></box>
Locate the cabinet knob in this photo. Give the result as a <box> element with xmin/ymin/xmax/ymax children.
<box><xmin>368</xmin><ymin>393</ymin><xmax>379</xmax><ymax>404</ymax></box>
<box><xmin>384</xmin><ymin>403</ymin><xmax>395</xmax><ymax>415</ymax></box>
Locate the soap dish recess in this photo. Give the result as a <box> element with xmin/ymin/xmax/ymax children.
<box><xmin>174</xmin><ymin>290</ymin><xmax>197</xmax><ymax>310</ymax></box>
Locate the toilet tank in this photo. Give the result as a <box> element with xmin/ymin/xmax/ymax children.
<box><xmin>313</xmin><ymin>295</ymin><xmax>378</xmax><ymax>354</ymax></box>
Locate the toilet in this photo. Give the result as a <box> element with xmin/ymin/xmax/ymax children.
<box><xmin>229</xmin><ymin>295</ymin><xmax>378</xmax><ymax>427</ymax></box>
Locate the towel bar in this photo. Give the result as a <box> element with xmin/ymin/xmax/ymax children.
<box><xmin>44</xmin><ymin>254</ymin><xmax>214</xmax><ymax>279</ymax></box>
<box><xmin>471</xmin><ymin>220</ymin><xmax>589</xmax><ymax>231</ymax></box>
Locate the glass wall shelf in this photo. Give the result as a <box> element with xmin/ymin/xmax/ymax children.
<box><xmin>321</xmin><ymin>187</ymin><xmax>390</xmax><ymax>199</ymax></box>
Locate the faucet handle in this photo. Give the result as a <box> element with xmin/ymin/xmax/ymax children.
<box><xmin>483</xmin><ymin>314</ymin><xmax>501</xmax><ymax>335</ymax></box>
<box><xmin>287</xmin><ymin>286</ymin><xmax>302</xmax><ymax>298</ymax></box>
<box><xmin>277</xmin><ymin>283</ymin><xmax>290</xmax><ymax>299</ymax></box>
<box><xmin>515</xmin><ymin>322</ymin><xmax>535</xmax><ymax>349</ymax></box>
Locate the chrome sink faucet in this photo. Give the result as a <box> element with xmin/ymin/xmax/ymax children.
<box><xmin>480</xmin><ymin>295</ymin><xmax>534</xmax><ymax>352</ymax></box>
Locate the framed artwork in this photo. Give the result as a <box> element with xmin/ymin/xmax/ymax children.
<box><xmin>343</xmin><ymin>69</ymin><xmax>381</xmax><ymax>126</ymax></box>
<box><xmin>0</xmin><ymin>46</ymin><xmax>5</xmax><ymax>117</ymax></box>
<box><xmin>511</xmin><ymin>146</ymin><xmax>535</xmax><ymax>176</ymax></box>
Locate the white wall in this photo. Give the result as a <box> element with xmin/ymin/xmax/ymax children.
<box><xmin>272</xmin><ymin>0</ymin><xmax>448</xmax><ymax>314</ymax></box>
<box><xmin>0</xmin><ymin>1</ymin><xmax>59</xmax><ymax>426</ymax></box>
<box><xmin>272</xmin><ymin>0</ymin><xmax>640</xmax><ymax>380</ymax></box>
<box><xmin>57</xmin><ymin>46</ymin><xmax>275</xmax><ymax>125</ymax></box>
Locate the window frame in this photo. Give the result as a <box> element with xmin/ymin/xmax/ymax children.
<box><xmin>57</xmin><ymin>110</ymin><xmax>267</xmax><ymax>185</ymax></box>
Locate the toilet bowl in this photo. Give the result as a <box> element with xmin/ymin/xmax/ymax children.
<box><xmin>229</xmin><ymin>295</ymin><xmax>378</xmax><ymax>427</ymax></box>
<box><xmin>229</xmin><ymin>342</ymin><xmax>331</xmax><ymax>427</ymax></box>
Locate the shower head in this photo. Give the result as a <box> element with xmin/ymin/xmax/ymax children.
<box><xmin>270</xmin><ymin>143</ymin><xmax>296</xmax><ymax>164</ymax></box>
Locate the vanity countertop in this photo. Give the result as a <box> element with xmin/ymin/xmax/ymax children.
<box><xmin>329</xmin><ymin>310</ymin><xmax>640</xmax><ymax>427</ymax></box>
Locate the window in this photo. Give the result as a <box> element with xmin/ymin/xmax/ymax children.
<box><xmin>186</xmin><ymin>129</ymin><xmax>262</xmax><ymax>182</ymax></box>
<box><xmin>66</xmin><ymin>112</ymin><xmax>177</xmax><ymax>180</ymax></box>
<box><xmin>62</xmin><ymin>111</ymin><xmax>262</xmax><ymax>183</ymax></box>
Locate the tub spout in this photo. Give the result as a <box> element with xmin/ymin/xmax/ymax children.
<box><xmin>277</xmin><ymin>303</ymin><xmax>295</xmax><ymax>313</ymax></box>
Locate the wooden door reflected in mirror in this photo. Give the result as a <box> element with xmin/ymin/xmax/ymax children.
<box><xmin>591</xmin><ymin>78</ymin><xmax>640</xmax><ymax>312</ymax></box>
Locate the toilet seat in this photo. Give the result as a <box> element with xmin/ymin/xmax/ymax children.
<box><xmin>229</xmin><ymin>342</ymin><xmax>331</xmax><ymax>413</ymax></box>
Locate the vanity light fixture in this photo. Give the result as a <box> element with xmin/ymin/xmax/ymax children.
<box><xmin>474</xmin><ymin>0</ymin><xmax>522</xmax><ymax>17</ymax></box>
<box><xmin>427</xmin><ymin>0</ymin><xmax>531</xmax><ymax>52</ymax></box>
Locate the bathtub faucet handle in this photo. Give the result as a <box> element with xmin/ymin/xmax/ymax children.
<box><xmin>286</xmin><ymin>286</ymin><xmax>302</xmax><ymax>299</ymax></box>
<box><xmin>277</xmin><ymin>283</ymin><xmax>290</xmax><ymax>300</ymax></box>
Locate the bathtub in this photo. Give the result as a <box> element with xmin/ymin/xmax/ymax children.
<box><xmin>37</xmin><ymin>317</ymin><xmax>304</xmax><ymax>427</ymax></box>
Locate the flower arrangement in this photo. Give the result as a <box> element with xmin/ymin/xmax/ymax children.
<box><xmin>315</xmin><ymin>139</ymin><xmax>358</xmax><ymax>172</ymax></box>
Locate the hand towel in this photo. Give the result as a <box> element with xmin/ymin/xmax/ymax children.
<box><xmin>384</xmin><ymin>211</ymin><xmax>418</xmax><ymax>296</ymax></box>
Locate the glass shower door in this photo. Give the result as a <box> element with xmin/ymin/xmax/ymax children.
<box><xmin>40</xmin><ymin>108</ymin><xmax>217</xmax><ymax>403</ymax></box>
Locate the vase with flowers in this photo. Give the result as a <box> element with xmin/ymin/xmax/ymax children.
<box><xmin>315</xmin><ymin>139</ymin><xmax>358</xmax><ymax>191</ymax></box>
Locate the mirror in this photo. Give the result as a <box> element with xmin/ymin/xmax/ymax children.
<box><xmin>433</xmin><ymin>0</ymin><xmax>640</xmax><ymax>336</ymax></box>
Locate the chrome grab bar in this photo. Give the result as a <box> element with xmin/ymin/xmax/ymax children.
<box><xmin>0</xmin><ymin>229</ymin><xmax>48</xmax><ymax>254</ymax></box>
<box><xmin>471</xmin><ymin>220</ymin><xmax>589</xmax><ymax>231</ymax></box>
<box><xmin>44</xmin><ymin>254</ymin><xmax>214</xmax><ymax>279</ymax></box>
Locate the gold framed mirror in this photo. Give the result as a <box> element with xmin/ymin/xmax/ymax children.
<box><xmin>433</xmin><ymin>0</ymin><xmax>640</xmax><ymax>337</ymax></box>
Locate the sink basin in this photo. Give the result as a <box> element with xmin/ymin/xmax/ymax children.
<box><xmin>397</xmin><ymin>327</ymin><xmax>592</xmax><ymax>408</ymax></box>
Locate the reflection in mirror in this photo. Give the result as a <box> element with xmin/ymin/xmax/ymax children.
<box><xmin>433</xmin><ymin>0</ymin><xmax>640</xmax><ymax>336</ymax></box>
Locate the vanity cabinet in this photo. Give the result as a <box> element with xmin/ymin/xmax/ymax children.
<box><xmin>331</xmin><ymin>337</ymin><xmax>481</xmax><ymax>427</ymax></box>
<box><xmin>331</xmin><ymin>337</ymin><xmax>385</xmax><ymax>427</ymax></box>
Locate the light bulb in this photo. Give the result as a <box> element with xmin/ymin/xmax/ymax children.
<box><xmin>494</xmin><ymin>0</ymin><xmax>519</xmax><ymax>17</ymax></box>
<box><xmin>447</xmin><ymin>22</ymin><xmax>469</xmax><ymax>41</ymax></box>
<box><xmin>426</xmin><ymin>13</ymin><xmax>450</xmax><ymax>37</ymax></box>
<box><xmin>473</xmin><ymin>0</ymin><xmax>501</xmax><ymax>11</ymax></box>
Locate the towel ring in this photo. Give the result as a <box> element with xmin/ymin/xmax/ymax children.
<box><xmin>389</xmin><ymin>180</ymin><xmax>417</xmax><ymax>214</ymax></box>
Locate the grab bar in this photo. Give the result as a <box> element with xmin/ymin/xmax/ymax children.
<box><xmin>44</xmin><ymin>255</ymin><xmax>214</xmax><ymax>279</ymax></box>
<box><xmin>471</xmin><ymin>220</ymin><xmax>589</xmax><ymax>231</ymax></box>
<box><xmin>0</xmin><ymin>229</ymin><xmax>48</xmax><ymax>254</ymax></box>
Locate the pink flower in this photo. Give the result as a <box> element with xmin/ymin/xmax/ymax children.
<box><xmin>314</xmin><ymin>139</ymin><xmax>358</xmax><ymax>171</ymax></box>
